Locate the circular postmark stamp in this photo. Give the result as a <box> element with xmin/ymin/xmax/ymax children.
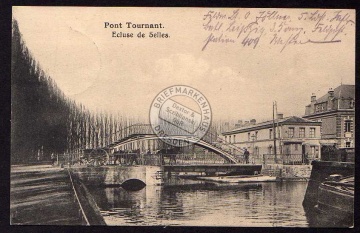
<box><xmin>149</xmin><ymin>85</ymin><xmax>212</xmax><ymax>147</ymax></box>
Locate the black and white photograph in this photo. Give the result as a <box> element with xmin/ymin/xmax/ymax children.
<box><xmin>10</xmin><ymin>7</ymin><xmax>355</xmax><ymax>227</ymax></box>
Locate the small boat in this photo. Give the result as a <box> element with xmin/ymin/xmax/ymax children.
<box><xmin>197</xmin><ymin>174</ymin><xmax>277</xmax><ymax>183</ymax></box>
<box><xmin>316</xmin><ymin>175</ymin><xmax>354</xmax><ymax>216</ymax></box>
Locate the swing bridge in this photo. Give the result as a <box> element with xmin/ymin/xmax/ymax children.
<box><xmin>70</xmin><ymin>124</ymin><xmax>263</xmax><ymax>183</ymax></box>
<box><xmin>71</xmin><ymin>124</ymin><xmax>254</xmax><ymax>165</ymax></box>
<box><xmin>99</xmin><ymin>124</ymin><xmax>246</xmax><ymax>164</ymax></box>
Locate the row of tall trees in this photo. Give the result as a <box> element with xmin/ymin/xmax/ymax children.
<box><xmin>11</xmin><ymin>19</ymin><xmax>137</xmax><ymax>163</ymax></box>
<box><xmin>11</xmin><ymin>19</ymin><xmax>230</xmax><ymax>164</ymax></box>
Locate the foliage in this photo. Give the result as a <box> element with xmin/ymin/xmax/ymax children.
<box><xmin>11</xmin><ymin>19</ymin><xmax>130</xmax><ymax>163</ymax></box>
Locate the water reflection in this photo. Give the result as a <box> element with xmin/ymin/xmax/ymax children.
<box><xmin>87</xmin><ymin>180</ymin><xmax>350</xmax><ymax>227</ymax></box>
<box><xmin>304</xmin><ymin>206</ymin><xmax>353</xmax><ymax>227</ymax></box>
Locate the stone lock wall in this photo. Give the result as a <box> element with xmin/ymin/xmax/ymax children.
<box><xmin>70</xmin><ymin>165</ymin><xmax>163</xmax><ymax>186</ymax></box>
<box><xmin>262</xmin><ymin>164</ymin><xmax>312</xmax><ymax>179</ymax></box>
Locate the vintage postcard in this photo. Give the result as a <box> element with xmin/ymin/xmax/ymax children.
<box><xmin>11</xmin><ymin>7</ymin><xmax>355</xmax><ymax>227</ymax></box>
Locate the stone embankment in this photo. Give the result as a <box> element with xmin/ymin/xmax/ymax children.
<box><xmin>10</xmin><ymin>165</ymin><xmax>105</xmax><ymax>225</ymax></box>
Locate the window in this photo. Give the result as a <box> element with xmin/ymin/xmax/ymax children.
<box><xmin>350</xmin><ymin>100</ymin><xmax>355</xmax><ymax>109</ymax></box>
<box><xmin>346</xmin><ymin>142</ymin><xmax>351</xmax><ymax>148</ymax></box>
<box><xmin>225</xmin><ymin>136</ymin><xmax>227</xmax><ymax>142</ymax></box>
<box><xmin>255</xmin><ymin>131</ymin><xmax>258</xmax><ymax>140</ymax></box>
<box><xmin>268</xmin><ymin>145</ymin><xmax>273</xmax><ymax>154</ymax></box>
<box><xmin>323</xmin><ymin>103</ymin><xmax>328</xmax><ymax>110</ymax></box>
<box><xmin>269</xmin><ymin>129</ymin><xmax>273</xmax><ymax>139</ymax></box>
<box><xmin>254</xmin><ymin>146</ymin><xmax>259</xmax><ymax>156</ymax></box>
<box><xmin>288</xmin><ymin>128</ymin><xmax>294</xmax><ymax>138</ymax></box>
<box><xmin>299</xmin><ymin>128</ymin><xmax>305</xmax><ymax>138</ymax></box>
<box><xmin>229</xmin><ymin>135</ymin><xmax>231</xmax><ymax>143</ymax></box>
<box><xmin>233</xmin><ymin>135</ymin><xmax>236</xmax><ymax>143</ymax></box>
<box><xmin>295</xmin><ymin>144</ymin><xmax>299</xmax><ymax>151</ymax></box>
<box><xmin>310</xmin><ymin>128</ymin><xmax>316</xmax><ymax>138</ymax></box>
<box><xmin>248</xmin><ymin>133</ymin><xmax>251</xmax><ymax>141</ymax></box>
<box><xmin>345</xmin><ymin>121</ymin><xmax>352</xmax><ymax>133</ymax></box>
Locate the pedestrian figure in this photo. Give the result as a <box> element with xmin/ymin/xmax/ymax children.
<box><xmin>125</xmin><ymin>150</ymin><xmax>132</xmax><ymax>165</ymax></box>
<box><xmin>129</xmin><ymin>152</ymin><xmax>139</xmax><ymax>165</ymax></box>
<box><xmin>169</xmin><ymin>154</ymin><xmax>176</xmax><ymax>165</ymax></box>
<box><xmin>243</xmin><ymin>149</ymin><xmax>250</xmax><ymax>164</ymax></box>
<box><xmin>51</xmin><ymin>153</ymin><xmax>56</xmax><ymax>166</ymax></box>
<box><xmin>144</xmin><ymin>149</ymin><xmax>151</xmax><ymax>165</ymax></box>
<box><xmin>304</xmin><ymin>152</ymin><xmax>309</xmax><ymax>165</ymax></box>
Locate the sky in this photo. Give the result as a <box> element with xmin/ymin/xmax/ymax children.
<box><xmin>13</xmin><ymin>7</ymin><xmax>355</xmax><ymax>123</ymax></box>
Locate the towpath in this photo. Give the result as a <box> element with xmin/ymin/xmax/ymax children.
<box><xmin>10</xmin><ymin>165</ymin><xmax>84</xmax><ymax>225</ymax></box>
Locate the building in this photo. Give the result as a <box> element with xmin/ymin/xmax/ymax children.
<box><xmin>303</xmin><ymin>84</ymin><xmax>355</xmax><ymax>149</ymax></box>
<box><xmin>222</xmin><ymin>115</ymin><xmax>322</xmax><ymax>162</ymax></box>
<box><xmin>219</xmin><ymin>119</ymin><xmax>258</xmax><ymax>132</ymax></box>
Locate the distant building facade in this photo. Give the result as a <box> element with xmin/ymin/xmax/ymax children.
<box><xmin>303</xmin><ymin>84</ymin><xmax>355</xmax><ymax>149</ymax></box>
<box><xmin>222</xmin><ymin>116</ymin><xmax>322</xmax><ymax>161</ymax></box>
<box><xmin>221</xmin><ymin>119</ymin><xmax>257</xmax><ymax>132</ymax></box>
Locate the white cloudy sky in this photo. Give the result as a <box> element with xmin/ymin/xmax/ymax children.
<box><xmin>13</xmin><ymin>7</ymin><xmax>355</xmax><ymax>122</ymax></box>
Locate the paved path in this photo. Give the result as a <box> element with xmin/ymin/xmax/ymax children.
<box><xmin>10</xmin><ymin>165</ymin><xmax>84</xmax><ymax>225</ymax></box>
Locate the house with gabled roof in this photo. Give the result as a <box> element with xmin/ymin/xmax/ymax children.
<box><xmin>303</xmin><ymin>84</ymin><xmax>355</xmax><ymax>149</ymax></box>
<box><xmin>222</xmin><ymin>115</ymin><xmax>322</xmax><ymax>163</ymax></box>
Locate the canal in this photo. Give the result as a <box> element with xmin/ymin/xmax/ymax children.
<box><xmin>87</xmin><ymin>180</ymin><xmax>352</xmax><ymax>227</ymax></box>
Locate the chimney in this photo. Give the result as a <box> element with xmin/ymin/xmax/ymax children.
<box><xmin>250</xmin><ymin>119</ymin><xmax>256</xmax><ymax>125</ymax></box>
<box><xmin>311</xmin><ymin>93</ymin><xmax>316</xmax><ymax>103</ymax></box>
<box><xmin>277</xmin><ymin>113</ymin><xmax>283</xmax><ymax>119</ymax></box>
<box><xmin>328</xmin><ymin>88</ymin><xmax>334</xmax><ymax>97</ymax></box>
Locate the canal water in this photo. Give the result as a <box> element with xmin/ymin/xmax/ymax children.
<box><xmin>88</xmin><ymin>179</ymin><xmax>351</xmax><ymax>227</ymax></box>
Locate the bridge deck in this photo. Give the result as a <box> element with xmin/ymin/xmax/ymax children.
<box><xmin>163</xmin><ymin>164</ymin><xmax>262</xmax><ymax>174</ymax></box>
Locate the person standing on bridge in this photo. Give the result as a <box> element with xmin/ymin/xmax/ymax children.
<box><xmin>129</xmin><ymin>150</ymin><xmax>140</xmax><ymax>166</ymax></box>
<box><xmin>51</xmin><ymin>153</ymin><xmax>56</xmax><ymax>166</ymax></box>
<box><xmin>243</xmin><ymin>149</ymin><xmax>250</xmax><ymax>164</ymax></box>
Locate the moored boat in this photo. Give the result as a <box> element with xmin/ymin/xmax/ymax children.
<box><xmin>315</xmin><ymin>175</ymin><xmax>354</xmax><ymax>216</ymax></box>
<box><xmin>197</xmin><ymin>174</ymin><xmax>277</xmax><ymax>183</ymax></box>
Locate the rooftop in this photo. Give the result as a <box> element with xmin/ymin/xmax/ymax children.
<box><xmin>223</xmin><ymin>116</ymin><xmax>320</xmax><ymax>135</ymax></box>
<box><xmin>315</xmin><ymin>84</ymin><xmax>355</xmax><ymax>104</ymax></box>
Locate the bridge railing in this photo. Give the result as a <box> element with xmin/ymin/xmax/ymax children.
<box><xmin>67</xmin><ymin>152</ymin><xmax>232</xmax><ymax>166</ymax></box>
<box><xmin>112</xmin><ymin>153</ymin><xmax>230</xmax><ymax>166</ymax></box>
<box><xmin>64</xmin><ymin>150</ymin><xmax>246</xmax><ymax>166</ymax></box>
<box><xmin>104</xmin><ymin>124</ymin><xmax>154</xmax><ymax>146</ymax></box>
<box><xmin>203</xmin><ymin>132</ymin><xmax>245</xmax><ymax>151</ymax></box>
<box><xmin>163</xmin><ymin>153</ymin><xmax>229</xmax><ymax>165</ymax></box>
<box><xmin>201</xmin><ymin>131</ymin><xmax>246</xmax><ymax>159</ymax></box>
<box><xmin>101</xmin><ymin>123</ymin><xmax>246</xmax><ymax>163</ymax></box>
<box><xmin>110</xmin><ymin>153</ymin><xmax>163</xmax><ymax>166</ymax></box>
